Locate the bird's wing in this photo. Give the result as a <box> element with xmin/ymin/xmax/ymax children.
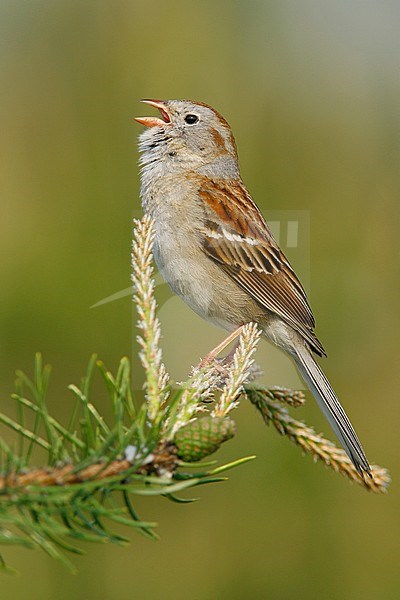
<box><xmin>198</xmin><ymin>179</ymin><xmax>326</xmax><ymax>356</ymax></box>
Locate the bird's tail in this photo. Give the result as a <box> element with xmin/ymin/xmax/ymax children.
<box><xmin>293</xmin><ymin>343</ymin><xmax>371</xmax><ymax>477</ymax></box>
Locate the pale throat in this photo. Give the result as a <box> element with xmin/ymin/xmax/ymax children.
<box><xmin>139</xmin><ymin>131</ymin><xmax>240</xmax><ymax>215</ymax></box>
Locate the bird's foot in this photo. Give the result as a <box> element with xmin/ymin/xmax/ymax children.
<box><xmin>198</xmin><ymin>326</ymin><xmax>244</xmax><ymax>370</ymax></box>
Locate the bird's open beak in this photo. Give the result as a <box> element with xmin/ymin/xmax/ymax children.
<box><xmin>134</xmin><ymin>99</ymin><xmax>171</xmax><ymax>127</ymax></box>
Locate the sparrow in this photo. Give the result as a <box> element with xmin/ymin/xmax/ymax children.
<box><xmin>135</xmin><ymin>99</ymin><xmax>371</xmax><ymax>477</ymax></box>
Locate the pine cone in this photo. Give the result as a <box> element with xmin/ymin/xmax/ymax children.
<box><xmin>174</xmin><ymin>417</ymin><xmax>236</xmax><ymax>462</ymax></box>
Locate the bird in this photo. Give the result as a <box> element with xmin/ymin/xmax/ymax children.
<box><xmin>135</xmin><ymin>98</ymin><xmax>371</xmax><ymax>477</ymax></box>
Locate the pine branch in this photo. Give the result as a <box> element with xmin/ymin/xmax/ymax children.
<box><xmin>131</xmin><ymin>216</ymin><xmax>169</xmax><ymax>426</ymax></box>
<box><xmin>0</xmin><ymin>353</ymin><xmax>253</xmax><ymax>572</ymax></box>
<box><xmin>0</xmin><ymin>215</ymin><xmax>390</xmax><ymax>573</ymax></box>
<box><xmin>0</xmin><ymin>217</ymin><xmax>255</xmax><ymax>572</ymax></box>
<box><xmin>245</xmin><ymin>385</ymin><xmax>390</xmax><ymax>493</ymax></box>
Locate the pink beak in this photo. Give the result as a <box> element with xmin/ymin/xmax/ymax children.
<box><xmin>134</xmin><ymin>99</ymin><xmax>171</xmax><ymax>127</ymax></box>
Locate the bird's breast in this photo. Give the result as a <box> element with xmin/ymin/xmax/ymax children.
<box><xmin>139</xmin><ymin>167</ymin><xmax>257</xmax><ymax>331</ymax></box>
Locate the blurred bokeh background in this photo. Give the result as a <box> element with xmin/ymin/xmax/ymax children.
<box><xmin>1</xmin><ymin>1</ymin><xmax>399</xmax><ymax>598</ymax></box>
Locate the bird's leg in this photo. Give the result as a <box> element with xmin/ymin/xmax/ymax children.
<box><xmin>199</xmin><ymin>326</ymin><xmax>244</xmax><ymax>368</ymax></box>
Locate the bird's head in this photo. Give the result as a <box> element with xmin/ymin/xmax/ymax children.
<box><xmin>135</xmin><ymin>99</ymin><xmax>239</xmax><ymax>176</ymax></box>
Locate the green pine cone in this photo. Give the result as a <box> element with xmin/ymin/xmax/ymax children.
<box><xmin>174</xmin><ymin>416</ymin><xmax>236</xmax><ymax>462</ymax></box>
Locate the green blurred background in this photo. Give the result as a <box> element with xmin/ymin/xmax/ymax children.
<box><xmin>1</xmin><ymin>1</ymin><xmax>399</xmax><ymax>598</ymax></box>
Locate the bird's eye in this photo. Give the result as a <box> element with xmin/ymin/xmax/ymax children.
<box><xmin>184</xmin><ymin>114</ymin><xmax>199</xmax><ymax>125</ymax></box>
